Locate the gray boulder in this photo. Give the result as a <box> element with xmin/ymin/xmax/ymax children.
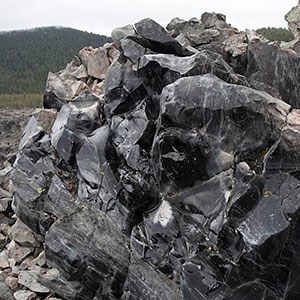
<box><xmin>246</xmin><ymin>38</ymin><xmax>300</xmax><ymax>108</ymax></box>
<box><xmin>285</xmin><ymin>2</ymin><xmax>300</xmax><ymax>38</ymax></box>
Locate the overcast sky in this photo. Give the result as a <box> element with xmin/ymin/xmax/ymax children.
<box><xmin>1</xmin><ymin>0</ymin><xmax>298</xmax><ymax>35</ymax></box>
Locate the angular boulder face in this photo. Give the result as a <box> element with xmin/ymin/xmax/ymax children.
<box><xmin>11</xmin><ymin>12</ymin><xmax>300</xmax><ymax>300</ymax></box>
<box><xmin>285</xmin><ymin>2</ymin><xmax>300</xmax><ymax>39</ymax></box>
<box><xmin>246</xmin><ymin>38</ymin><xmax>300</xmax><ymax>108</ymax></box>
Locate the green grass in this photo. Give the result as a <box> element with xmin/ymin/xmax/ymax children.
<box><xmin>0</xmin><ymin>93</ymin><xmax>43</xmax><ymax>109</ymax></box>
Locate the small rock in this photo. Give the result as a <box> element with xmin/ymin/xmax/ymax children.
<box><xmin>224</xmin><ymin>32</ymin><xmax>248</xmax><ymax>57</ymax></box>
<box><xmin>18</xmin><ymin>269</ymin><xmax>50</xmax><ymax>293</ymax></box>
<box><xmin>42</xmin><ymin>268</ymin><xmax>60</xmax><ymax>281</ymax></box>
<box><xmin>78</xmin><ymin>47</ymin><xmax>110</xmax><ymax>79</ymax></box>
<box><xmin>0</xmin><ymin>269</ymin><xmax>9</xmax><ymax>280</ymax></box>
<box><xmin>0</xmin><ymin>164</ymin><xmax>12</xmax><ymax>185</ymax></box>
<box><xmin>0</xmin><ymin>212</ymin><xmax>15</xmax><ymax>227</ymax></box>
<box><xmin>0</xmin><ymin>198</ymin><xmax>11</xmax><ymax>212</ymax></box>
<box><xmin>281</xmin><ymin>37</ymin><xmax>300</xmax><ymax>54</ymax></box>
<box><xmin>0</xmin><ymin>223</ymin><xmax>11</xmax><ymax>236</ymax></box>
<box><xmin>6</xmin><ymin>241</ymin><xmax>34</xmax><ymax>264</ymax></box>
<box><xmin>0</xmin><ymin>232</ymin><xmax>6</xmax><ymax>245</ymax></box>
<box><xmin>111</xmin><ymin>24</ymin><xmax>136</xmax><ymax>47</ymax></box>
<box><xmin>30</xmin><ymin>251</ymin><xmax>46</xmax><ymax>268</ymax></box>
<box><xmin>0</xmin><ymin>186</ymin><xmax>12</xmax><ymax>199</ymax></box>
<box><xmin>5</xmin><ymin>276</ymin><xmax>18</xmax><ymax>290</ymax></box>
<box><xmin>8</xmin><ymin>258</ymin><xmax>19</xmax><ymax>276</ymax></box>
<box><xmin>106</xmin><ymin>43</ymin><xmax>120</xmax><ymax>63</ymax></box>
<box><xmin>0</xmin><ymin>250</ymin><xmax>10</xmax><ymax>269</ymax></box>
<box><xmin>4</xmin><ymin>179</ymin><xmax>13</xmax><ymax>194</ymax></box>
<box><xmin>9</xmin><ymin>219</ymin><xmax>40</xmax><ymax>248</ymax></box>
<box><xmin>19</xmin><ymin>256</ymin><xmax>35</xmax><ymax>271</ymax></box>
<box><xmin>282</xmin><ymin>109</ymin><xmax>300</xmax><ymax>153</ymax></box>
<box><xmin>0</xmin><ymin>281</ymin><xmax>14</xmax><ymax>300</ymax></box>
<box><xmin>13</xmin><ymin>290</ymin><xmax>36</xmax><ymax>300</ymax></box>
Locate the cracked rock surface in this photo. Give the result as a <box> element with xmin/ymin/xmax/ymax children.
<box><xmin>9</xmin><ymin>7</ymin><xmax>300</xmax><ymax>300</ymax></box>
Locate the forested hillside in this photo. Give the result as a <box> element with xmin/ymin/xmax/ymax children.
<box><xmin>256</xmin><ymin>27</ymin><xmax>294</xmax><ymax>42</ymax></box>
<box><xmin>0</xmin><ymin>27</ymin><xmax>111</xmax><ymax>94</ymax></box>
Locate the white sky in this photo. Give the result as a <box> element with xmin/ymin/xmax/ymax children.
<box><xmin>0</xmin><ymin>0</ymin><xmax>298</xmax><ymax>35</ymax></box>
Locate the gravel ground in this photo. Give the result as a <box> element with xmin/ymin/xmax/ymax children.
<box><xmin>0</xmin><ymin>108</ymin><xmax>61</xmax><ymax>299</ymax></box>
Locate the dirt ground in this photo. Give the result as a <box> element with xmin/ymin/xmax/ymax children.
<box><xmin>0</xmin><ymin>109</ymin><xmax>35</xmax><ymax>168</ymax></box>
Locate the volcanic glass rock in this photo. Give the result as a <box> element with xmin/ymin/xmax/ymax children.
<box><xmin>11</xmin><ymin>12</ymin><xmax>300</xmax><ymax>300</ymax></box>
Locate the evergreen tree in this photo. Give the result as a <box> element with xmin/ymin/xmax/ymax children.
<box><xmin>256</xmin><ymin>27</ymin><xmax>294</xmax><ymax>42</ymax></box>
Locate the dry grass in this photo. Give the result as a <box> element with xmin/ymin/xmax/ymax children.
<box><xmin>0</xmin><ymin>94</ymin><xmax>43</xmax><ymax>109</ymax></box>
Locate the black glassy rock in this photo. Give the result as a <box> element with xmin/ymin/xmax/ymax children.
<box><xmin>11</xmin><ymin>7</ymin><xmax>300</xmax><ymax>300</ymax></box>
<box><xmin>246</xmin><ymin>39</ymin><xmax>300</xmax><ymax>108</ymax></box>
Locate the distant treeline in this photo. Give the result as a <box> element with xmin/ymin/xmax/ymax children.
<box><xmin>256</xmin><ymin>27</ymin><xmax>294</xmax><ymax>42</ymax></box>
<box><xmin>0</xmin><ymin>27</ymin><xmax>111</xmax><ymax>95</ymax></box>
<box><xmin>0</xmin><ymin>25</ymin><xmax>295</xmax><ymax>108</ymax></box>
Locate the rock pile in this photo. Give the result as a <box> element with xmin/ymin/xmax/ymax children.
<box><xmin>43</xmin><ymin>44</ymin><xmax>119</xmax><ymax>111</ymax></box>
<box><xmin>0</xmin><ymin>156</ymin><xmax>61</xmax><ymax>300</ymax></box>
<box><xmin>4</xmin><ymin>6</ymin><xmax>300</xmax><ymax>300</ymax></box>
